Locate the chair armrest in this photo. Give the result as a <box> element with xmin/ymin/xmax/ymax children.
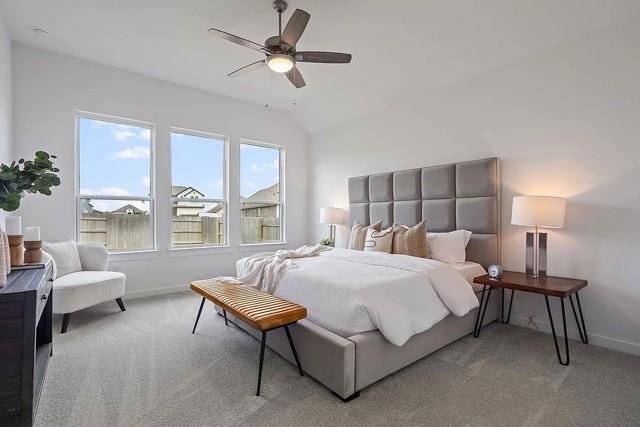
<box><xmin>77</xmin><ymin>243</ymin><xmax>109</xmax><ymax>271</ymax></box>
<box><xmin>42</xmin><ymin>251</ymin><xmax>58</xmax><ymax>279</ymax></box>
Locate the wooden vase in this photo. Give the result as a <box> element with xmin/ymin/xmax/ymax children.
<box><xmin>8</xmin><ymin>235</ymin><xmax>24</xmax><ymax>267</ymax></box>
<box><xmin>24</xmin><ymin>241</ymin><xmax>43</xmax><ymax>264</ymax></box>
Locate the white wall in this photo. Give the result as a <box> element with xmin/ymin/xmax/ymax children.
<box><xmin>0</xmin><ymin>15</ymin><xmax>12</xmax><ymax>225</ymax></box>
<box><xmin>309</xmin><ymin>20</ymin><xmax>640</xmax><ymax>355</ymax></box>
<box><xmin>12</xmin><ymin>44</ymin><xmax>308</xmax><ymax>298</ymax></box>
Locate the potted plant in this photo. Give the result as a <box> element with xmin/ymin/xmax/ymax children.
<box><xmin>0</xmin><ymin>151</ymin><xmax>61</xmax><ymax>211</ymax></box>
<box><xmin>0</xmin><ymin>152</ymin><xmax>60</xmax><ymax>286</ymax></box>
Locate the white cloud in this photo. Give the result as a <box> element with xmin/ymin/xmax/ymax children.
<box><xmin>246</xmin><ymin>181</ymin><xmax>255</xmax><ymax>187</ymax></box>
<box><xmin>113</xmin><ymin>129</ymin><xmax>137</xmax><ymax>141</ymax></box>
<box><xmin>109</xmin><ymin>146</ymin><xmax>150</xmax><ymax>160</ymax></box>
<box><xmin>138</xmin><ymin>129</ymin><xmax>151</xmax><ymax>140</ymax></box>
<box><xmin>213</xmin><ymin>180</ymin><xmax>223</xmax><ymax>188</ymax></box>
<box><xmin>251</xmin><ymin>163</ymin><xmax>264</xmax><ymax>172</ymax></box>
<box><xmin>80</xmin><ymin>186</ymin><xmax>148</xmax><ymax>213</ymax></box>
<box><xmin>141</xmin><ymin>177</ymin><xmax>151</xmax><ymax>188</ymax></box>
<box><xmin>90</xmin><ymin>186</ymin><xmax>131</xmax><ymax>196</ymax></box>
<box><xmin>266</xmin><ymin>158</ymin><xmax>279</xmax><ymax>169</ymax></box>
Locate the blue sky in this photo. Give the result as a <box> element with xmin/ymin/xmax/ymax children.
<box><xmin>79</xmin><ymin>117</ymin><xmax>280</xmax><ymax>211</ymax></box>
<box><xmin>240</xmin><ymin>143</ymin><xmax>280</xmax><ymax>199</ymax></box>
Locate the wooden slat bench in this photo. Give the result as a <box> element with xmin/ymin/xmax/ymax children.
<box><xmin>190</xmin><ymin>278</ymin><xmax>307</xmax><ymax>396</ymax></box>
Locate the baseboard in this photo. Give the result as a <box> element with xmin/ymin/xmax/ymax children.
<box><xmin>510</xmin><ymin>314</ymin><xmax>640</xmax><ymax>357</ymax></box>
<box><xmin>124</xmin><ymin>283</ymin><xmax>190</xmax><ymax>300</ymax></box>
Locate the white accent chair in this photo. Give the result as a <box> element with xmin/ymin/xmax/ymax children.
<box><xmin>44</xmin><ymin>243</ymin><xmax>126</xmax><ymax>333</ymax></box>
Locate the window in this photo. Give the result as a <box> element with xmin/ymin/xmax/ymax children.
<box><xmin>77</xmin><ymin>114</ymin><xmax>154</xmax><ymax>251</ymax></box>
<box><xmin>240</xmin><ymin>141</ymin><xmax>283</xmax><ymax>244</ymax></box>
<box><xmin>171</xmin><ymin>130</ymin><xmax>227</xmax><ymax>247</ymax></box>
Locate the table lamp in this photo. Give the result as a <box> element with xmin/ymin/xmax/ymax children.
<box><xmin>319</xmin><ymin>207</ymin><xmax>346</xmax><ymax>247</ymax></box>
<box><xmin>511</xmin><ymin>196</ymin><xmax>566</xmax><ymax>278</ymax></box>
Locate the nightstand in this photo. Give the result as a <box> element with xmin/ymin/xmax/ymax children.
<box><xmin>473</xmin><ymin>271</ymin><xmax>588</xmax><ymax>366</ymax></box>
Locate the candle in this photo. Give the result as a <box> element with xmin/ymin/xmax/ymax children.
<box><xmin>24</xmin><ymin>226</ymin><xmax>41</xmax><ymax>242</ymax></box>
<box><xmin>6</xmin><ymin>217</ymin><xmax>21</xmax><ymax>236</ymax></box>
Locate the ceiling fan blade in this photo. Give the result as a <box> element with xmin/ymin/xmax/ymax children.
<box><xmin>227</xmin><ymin>60</ymin><xmax>266</xmax><ymax>77</ymax></box>
<box><xmin>281</xmin><ymin>9</ymin><xmax>310</xmax><ymax>47</ymax></box>
<box><xmin>294</xmin><ymin>51</ymin><xmax>352</xmax><ymax>63</ymax></box>
<box><xmin>285</xmin><ymin>66</ymin><xmax>306</xmax><ymax>88</ymax></box>
<box><xmin>208</xmin><ymin>27</ymin><xmax>266</xmax><ymax>52</ymax></box>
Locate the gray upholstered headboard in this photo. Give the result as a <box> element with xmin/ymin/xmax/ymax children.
<box><xmin>348</xmin><ymin>157</ymin><xmax>500</xmax><ymax>268</ymax></box>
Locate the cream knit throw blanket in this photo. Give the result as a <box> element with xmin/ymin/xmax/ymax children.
<box><xmin>229</xmin><ymin>245</ymin><xmax>330</xmax><ymax>294</ymax></box>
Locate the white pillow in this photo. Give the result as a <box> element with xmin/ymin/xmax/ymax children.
<box><xmin>427</xmin><ymin>230</ymin><xmax>472</xmax><ymax>264</ymax></box>
<box><xmin>43</xmin><ymin>240</ymin><xmax>82</xmax><ymax>278</ymax></box>
<box><xmin>364</xmin><ymin>227</ymin><xmax>393</xmax><ymax>253</ymax></box>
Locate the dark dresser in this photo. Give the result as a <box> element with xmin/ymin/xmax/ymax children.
<box><xmin>0</xmin><ymin>261</ymin><xmax>53</xmax><ymax>427</ymax></box>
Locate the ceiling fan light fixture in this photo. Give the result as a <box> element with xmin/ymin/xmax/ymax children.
<box><xmin>267</xmin><ymin>54</ymin><xmax>295</xmax><ymax>73</ymax></box>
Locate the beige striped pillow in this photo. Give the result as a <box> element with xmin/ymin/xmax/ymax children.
<box><xmin>392</xmin><ymin>220</ymin><xmax>429</xmax><ymax>258</ymax></box>
<box><xmin>348</xmin><ymin>221</ymin><xmax>382</xmax><ymax>250</ymax></box>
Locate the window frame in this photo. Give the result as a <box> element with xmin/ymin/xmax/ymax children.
<box><xmin>169</xmin><ymin>127</ymin><xmax>229</xmax><ymax>249</ymax></box>
<box><xmin>75</xmin><ymin>111</ymin><xmax>157</xmax><ymax>253</ymax></box>
<box><xmin>239</xmin><ymin>139</ymin><xmax>285</xmax><ymax>246</ymax></box>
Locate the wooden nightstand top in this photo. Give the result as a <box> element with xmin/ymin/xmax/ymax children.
<box><xmin>473</xmin><ymin>271</ymin><xmax>587</xmax><ymax>298</ymax></box>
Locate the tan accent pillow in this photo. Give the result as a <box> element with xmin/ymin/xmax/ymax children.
<box><xmin>348</xmin><ymin>221</ymin><xmax>382</xmax><ymax>250</ymax></box>
<box><xmin>364</xmin><ymin>226</ymin><xmax>393</xmax><ymax>253</ymax></box>
<box><xmin>392</xmin><ymin>220</ymin><xmax>429</xmax><ymax>258</ymax></box>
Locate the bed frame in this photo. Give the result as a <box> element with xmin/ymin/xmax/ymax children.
<box><xmin>221</xmin><ymin>158</ymin><xmax>501</xmax><ymax>400</ymax></box>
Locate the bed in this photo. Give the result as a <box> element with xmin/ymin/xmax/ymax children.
<box><xmin>220</xmin><ymin>157</ymin><xmax>500</xmax><ymax>400</ymax></box>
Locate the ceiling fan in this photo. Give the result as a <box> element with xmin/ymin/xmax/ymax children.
<box><xmin>207</xmin><ymin>0</ymin><xmax>352</xmax><ymax>88</ymax></box>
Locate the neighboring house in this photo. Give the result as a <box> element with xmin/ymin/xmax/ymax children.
<box><xmin>172</xmin><ymin>186</ymin><xmax>205</xmax><ymax>216</ymax></box>
<box><xmin>241</xmin><ymin>183</ymin><xmax>280</xmax><ymax>218</ymax></box>
<box><xmin>113</xmin><ymin>204</ymin><xmax>145</xmax><ymax>215</ymax></box>
<box><xmin>80</xmin><ymin>199</ymin><xmax>99</xmax><ymax>214</ymax></box>
<box><xmin>200</xmin><ymin>202</ymin><xmax>224</xmax><ymax>218</ymax></box>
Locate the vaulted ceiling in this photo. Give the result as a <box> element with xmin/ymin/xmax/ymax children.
<box><xmin>2</xmin><ymin>0</ymin><xmax>639</xmax><ymax>134</ymax></box>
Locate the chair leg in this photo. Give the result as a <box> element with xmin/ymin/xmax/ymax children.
<box><xmin>116</xmin><ymin>298</ymin><xmax>126</xmax><ymax>312</ymax></box>
<box><xmin>60</xmin><ymin>313</ymin><xmax>71</xmax><ymax>334</ymax></box>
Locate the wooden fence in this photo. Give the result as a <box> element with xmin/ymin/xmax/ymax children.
<box><xmin>80</xmin><ymin>213</ymin><xmax>279</xmax><ymax>250</ymax></box>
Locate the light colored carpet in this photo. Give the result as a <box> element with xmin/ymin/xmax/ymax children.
<box><xmin>36</xmin><ymin>292</ymin><xmax>640</xmax><ymax>427</ymax></box>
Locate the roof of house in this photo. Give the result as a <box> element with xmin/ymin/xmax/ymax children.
<box><xmin>242</xmin><ymin>183</ymin><xmax>279</xmax><ymax>209</ymax></box>
<box><xmin>244</xmin><ymin>183</ymin><xmax>279</xmax><ymax>202</ymax></box>
<box><xmin>207</xmin><ymin>203</ymin><xmax>224</xmax><ymax>214</ymax></box>
<box><xmin>171</xmin><ymin>185</ymin><xmax>205</xmax><ymax>198</ymax></box>
<box><xmin>113</xmin><ymin>204</ymin><xmax>145</xmax><ymax>214</ymax></box>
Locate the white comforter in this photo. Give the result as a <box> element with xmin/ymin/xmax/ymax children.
<box><xmin>237</xmin><ymin>248</ymin><xmax>479</xmax><ymax>346</ymax></box>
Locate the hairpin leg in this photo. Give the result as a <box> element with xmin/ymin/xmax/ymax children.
<box><xmin>502</xmin><ymin>289</ymin><xmax>515</xmax><ymax>324</ymax></box>
<box><xmin>256</xmin><ymin>331</ymin><xmax>267</xmax><ymax>396</ymax></box>
<box><xmin>545</xmin><ymin>295</ymin><xmax>570</xmax><ymax>366</ymax></box>
<box><xmin>192</xmin><ymin>297</ymin><xmax>205</xmax><ymax>334</ymax></box>
<box><xmin>474</xmin><ymin>286</ymin><xmax>492</xmax><ymax>338</ymax></box>
<box><xmin>569</xmin><ymin>292</ymin><xmax>588</xmax><ymax>344</ymax></box>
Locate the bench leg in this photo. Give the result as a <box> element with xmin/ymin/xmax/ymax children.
<box><xmin>192</xmin><ymin>297</ymin><xmax>205</xmax><ymax>334</ymax></box>
<box><xmin>257</xmin><ymin>331</ymin><xmax>267</xmax><ymax>396</ymax></box>
<box><xmin>116</xmin><ymin>297</ymin><xmax>126</xmax><ymax>312</ymax></box>
<box><xmin>285</xmin><ymin>326</ymin><xmax>303</xmax><ymax>376</ymax></box>
<box><xmin>223</xmin><ymin>309</ymin><xmax>228</xmax><ymax>326</ymax></box>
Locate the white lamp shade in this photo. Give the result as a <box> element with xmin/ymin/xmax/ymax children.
<box><xmin>320</xmin><ymin>207</ymin><xmax>346</xmax><ymax>225</ymax></box>
<box><xmin>511</xmin><ymin>196</ymin><xmax>566</xmax><ymax>228</ymax></box>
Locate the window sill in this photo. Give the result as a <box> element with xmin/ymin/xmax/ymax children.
<box><xmin>239</xmin><ymin>242</ymin><xmax>288</xmax><ymax>252</ymax></box>
<box><xmin>109</xmin><ymin>250</ymin><xmax>160</xmax><ymax>262</ymax></box>
<box><xmin>168</xmin><ymin>245</ymin><xmax>232</xmax><ymax>257</ymax></box>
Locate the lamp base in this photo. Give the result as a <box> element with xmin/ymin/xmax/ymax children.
<box><xmin>526</xmin><ymin>231</ymin><xmax>547</xmax><ymax>278</ymax></box>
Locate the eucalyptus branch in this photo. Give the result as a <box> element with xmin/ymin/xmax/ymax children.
<box><xmin>0</xmin><ymin>151</ymin><xmax>61</xmax><ymax>212</ymax></box>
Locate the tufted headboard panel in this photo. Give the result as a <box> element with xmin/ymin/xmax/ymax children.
<box><xmin>348</xmin><ymin>158</ymin><xmax>500</xmax><ymax>268</ymax></box>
